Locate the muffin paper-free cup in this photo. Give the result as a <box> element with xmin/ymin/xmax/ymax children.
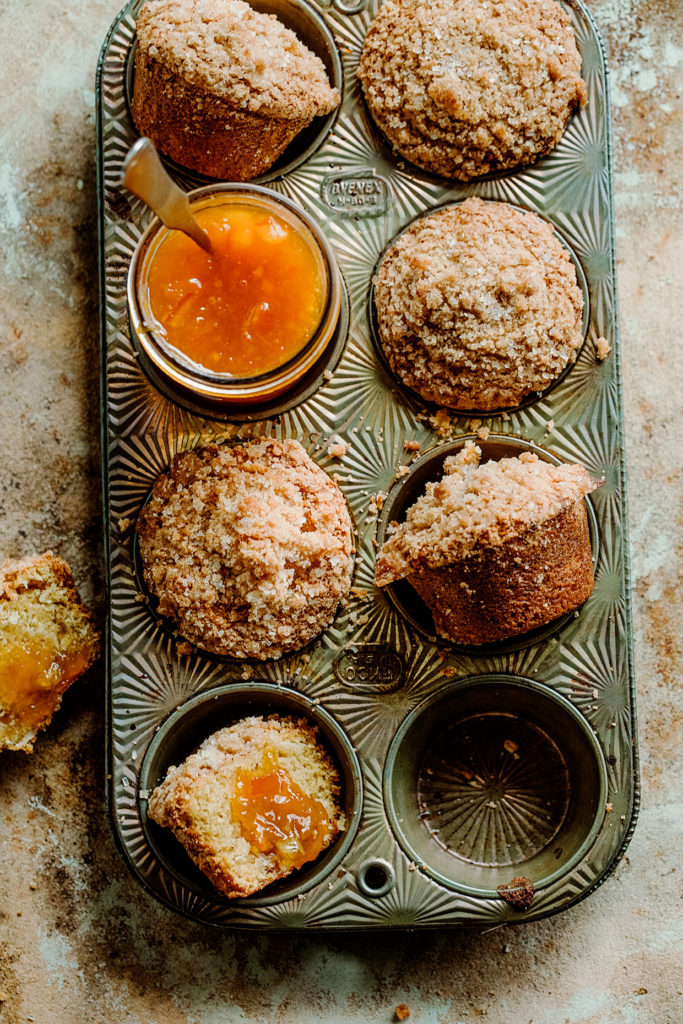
<box><xmin>99</xmin><ymin>0</ymin><xmax>638</xmax><ymax>928</ymax></box>
<box><xmin>384</xmin><ymin>675</ymin><xmax>608</xmax><ymax>898</ymax></box>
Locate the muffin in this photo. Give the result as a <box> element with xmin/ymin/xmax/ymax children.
<box><xmin>132</xmin><ymin>0</ymin><xmax>340</xmax><ymax>180</ymax></box>
<box><xmin>358</xmin><ymin>0</ymin><xmax>586</xmax><ymax>180</ymax></box>
<box><xmin>373</xmin><ymin>198</ymin><xmax>584</xmax><ymax>411</ymax></box>
<box><xmin>136</xmin><ymin>438</ymin><xmax>353</xmax><ymax>659</ymax></box>
<box><xmin>0</xmin><ymin>552</ymin><xmax>99</xmax><ymax>752</ymax></box>
<box><xmin>148</xmin><ymin>714</ymin><xmax>345</xmax><ymax>897</ymax></box>
<box><xmin>375</xmin><ymin>443</ymin><xmax>601</xmax><ymax>645</ymax></box>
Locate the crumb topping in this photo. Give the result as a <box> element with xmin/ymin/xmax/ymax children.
<box><xmin>596</xmin><ymin>335</ymin><xmax>611</xmax><ymax>360</ymax></box>
<box><xmin>137</xmin><ymin>439</ymin><xmax>353</xmax><ymax>659</ymax></box>
<box><xmin>374</xmin><ymin>198</ymin><xmax>584</xmax><ymax>410</ymax></box>
<box><xmin>375</xmin><ymin>443</ymin><xmax>600</xmax><ymax>585</ymax></box>
<box><xmin>136</xmin><ymin>0</ymin><xmax>339</xmax><ymax>120</ymax></box>
<box><xmin>358</xmin><ymin>0</ymin><xmax>586</xmax><ymax>179</ymax></box>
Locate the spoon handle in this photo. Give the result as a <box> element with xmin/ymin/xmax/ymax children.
<box><xmin>121</xmin><ymin>138</ymin><xmax>213</xmax><ymax>255</ymax></box>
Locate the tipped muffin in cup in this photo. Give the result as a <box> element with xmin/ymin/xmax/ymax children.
<box><xmin>375</xmin><ymin>442</ymin><xmax>601</xmax><ymax>645</ymax></box>
<box><xmin>372</xmin><ymin>198</ymin><xmax>585</xmax><ymax>412</ymax></box>
<box><xmin>132</xmin><ymin>0</ymin><xmax>340</xmax><ymax>180</ymax></box>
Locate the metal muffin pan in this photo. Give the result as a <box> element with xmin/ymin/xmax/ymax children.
<box><xmin>97</xmin><ymin>0</ymin><xmax>638</xmax><ymax>927</ymax></box>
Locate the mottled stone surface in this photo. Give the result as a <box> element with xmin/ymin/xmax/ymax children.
<box><xmin>0</xmin><ymin>1</ymin><xmax>681</xmax><ymax>1022</ymax></box>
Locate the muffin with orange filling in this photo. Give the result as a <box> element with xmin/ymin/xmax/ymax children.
<box><xmin>147</xmin><ymin>714</ymin><xmax>345</xmax><ymax>897</ymax></box>
<box><xmin>0</xmin><ymin>552</ymin><xmax>99</xmax><ymax>752</ymax></box>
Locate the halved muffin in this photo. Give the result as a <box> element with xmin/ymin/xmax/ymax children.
<box><xmin>148</xmin><ymin>714</ymin><xmax>345</xmax><ymax>897</ymax></box>
<box><xmin>0</xmin><ymin>552</ymin><xmax>99</xmax><ymax>752</ymax></box>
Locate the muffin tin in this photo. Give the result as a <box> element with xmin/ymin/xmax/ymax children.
<box><xmin>97</xmin><ymin>0</ymin><xmax>638</xmax><ymax>927</ymax></box>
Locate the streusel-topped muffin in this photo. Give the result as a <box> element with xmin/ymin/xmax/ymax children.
<box><xmin>133</xmin><ymin>0</ymin><xmax>340</xmax><ymax>179</ymax></box>
<box><xmin>358</xmin><ymin>0</ymin><xmax>586</xmax><ymax>179</ymax></box>
<box><xmin>374</xmin><ymin>198</ymin><xmax>584</xmax><ymax>410</ymax></box>
<box><xmin>375</xmin><ymin>444</ymin><xmax>600</xmax><ymax>644</ymax></box>
<box><xmin>136</xmin><ymin>438</ymin><xmax>353</xmax><ymax>659</ymax></box>
<box><xmin>148</xmin><ymin>714</ymin><xmax>345</xmax><ymax>897</ymax></box>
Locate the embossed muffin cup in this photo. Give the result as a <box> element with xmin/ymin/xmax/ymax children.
<box><xmin>138</xmin><ymin>682</ymin><xmax>363</xmax><ymax>905</ymax></box>
<box><xmin>126</xmin><ymin>0</ymin><xmax>343</xmax><ymax>185</ymax></box>
<box><xmin>375</xmin><ymin>433</ymin><xmax>599</xmax><ymax>654</ymax></box>
<box><xmin>127</xmin><ymin>183</ymin><xmax>344</xmax><ymax>416</ymax></box>
<box><xmin>385</xmin><ymin>675</ymin><xmax>608</xmax><ymax>899</ymax></box>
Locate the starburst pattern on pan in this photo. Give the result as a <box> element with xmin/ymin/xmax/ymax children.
<box><xmin>278</xmin><ymin>384</ymin><xmax>339</xmax><ymax>438</ymax></box>
<box><xmin>344</xmin><ymin>757</ymin><xmax>389</xmax><ymax>864</ymax></box>
<box><xmin>528</xmin><ymin>340</ymin><xmax>618</xmax><ymax>429</ymax></box>
<box><xmin>112</xmin><ymin>649</ymin><xmax>228</xmax><ymax>754</ymax></box>
<box><xmin>333</xmin><ymin>335</ymin><xmax>423</xmax><ymax>434</ymax></box>
<box><xmin>552</xmin><ymin>206</ymin><xmax>614</xmax><ymax>334</ymax></box>
<box><xmin>108</xmin><ymin>349</ymin><xmax>197</xmax><ymax>438</ymax></box>
<box><xmin>546</xmin><ymin>629</ymin><xmax>631</xmax><ymax>760</ymax></box>
<box><xmin>327</xmin><ymin>215</ymin><xmax>392</xmax><ymax>307</ymax></box>
<box><xmin>110</xmin><ymin>587</ymin><xmax>161</xmax><ymax>654</ymax></box>
<box><xmin>322</xmin><ymin>646</ymin><xmax>445</xmax><ymax>757</ymax></box>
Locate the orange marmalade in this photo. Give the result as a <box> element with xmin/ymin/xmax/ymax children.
<box><xmin>0</xmin><ymin>638</ymin><xmax>93</xmax><ymax>741</ymax></box>
<box><xmin>145</xmin><ymin>203</ymin><xmax>326</xmax><ymax>378</ymax></box>
<box><xmin>230</xmin><ymin>748</ymin><xmax>331</xmax><ymax>871</ymax></box>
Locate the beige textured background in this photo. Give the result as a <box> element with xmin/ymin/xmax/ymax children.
<box><xmin>0</xmin><ymin>1</ymin><xmax>681</xmax><ymax>1021</ymax></box>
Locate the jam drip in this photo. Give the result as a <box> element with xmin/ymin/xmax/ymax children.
<box><xmin>0</xmin><ymin>639</ymin><xmax>92</xmax><ymax>735</ymax></box>
<box><xmin>230</xmin><ymin>748</ymin><xmax>332</xmax><ymax>871</ymax></box>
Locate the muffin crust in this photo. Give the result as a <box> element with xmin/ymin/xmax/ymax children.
<box><xmin>133</xmin><ymin>0</ymin><xmax>340</xmax><ymax>179</ymax></box>
<box><xmin>375</xmin><ymin>444</ymin><xmax>601</xmax><ymax>645</ymax></box>
<box><xmin>137</xmin><ymin>438</ymin><xmax>353</xmax><ymax>659</ymax></box>
<box><xmin>374</xmin><ymin>198</ymin><xmax>584</xmax><ymax>411</ymax></box>
<box><xmin>358</xmin><ymin>0</ymin><xmax>586</xmax><ymax>180</ymax></box>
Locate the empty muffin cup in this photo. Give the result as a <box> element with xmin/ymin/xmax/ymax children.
<box><xmin>384</xmin><ymin>675</ymin><xmax>607</xmax><ymax>898</ymax></box>
<box><xmin>375</xmin><ymin>434</ymin><xmax>599</xmax><ymax>654</ymax></box>
<box><xmin>138</xmin><ymin>682</ymin><xmax>363</xmax><ymax>905</ymax></box>
<box><xmin>127</xmin><ymin>183</ymin><xmax>343</xmax><ymax>413</ymax></box>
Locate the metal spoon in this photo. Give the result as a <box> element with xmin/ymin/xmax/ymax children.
<box><xmin>121</xmin><ymin>138</ymin><xmax>213</xmax><ymax>256</ymax></box>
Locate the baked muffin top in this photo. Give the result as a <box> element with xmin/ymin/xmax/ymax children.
<box><xmin>374</xmin><ymin>197</ymin><xmax>584</xmax><ymax>411</ymax></box>
<box><xmin>137</xmin><ymin>438</ymin><xmax>353</xmax><ymax>659</ymax></box>
<box><xmin>136</xmin><ymin>0</ymin><xmax>339</xmax><ymax>121</ymax></box>
<box><xmin>375</xmin><ymin>444</ymin><xmax>600</xmax><ymax>585</ymax></box>
<box><xmin>358</xmin><ymin>0</ymin><xmax>586</xmax><ymax>179</ymax></box>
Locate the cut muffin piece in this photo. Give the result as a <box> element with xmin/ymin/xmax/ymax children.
<box><xmin>136</xmin><ymin>438</ymin><xmax>354</xmax><ymax>660</ymax></box>
<box><xmin>358</xmin><ymin>0</ymin><xmax>586</xmax><ymax>180</ymax></box>
<box><xmin>373</xmin><ymin>198</ymin><xmax>584</xmax><ymax>411</ymax></box>
<box><xmin>375</xmin><ymin>444</ymin><xmax>601</xmax><ymax>644</ymax></box>
<box><xmin>0</xmin><ymin>552</ymin><xmax>99</xmax><ymax>753</ymax></box>
<box><xmin>132</xmin><ymin>0</ymin><xmax>340</xmax><ymax>180</ymax></box>
<box><xmin>147</xmin><ymin>714</ymin><xmax>345</xmax><ymax>897</ymax></box>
